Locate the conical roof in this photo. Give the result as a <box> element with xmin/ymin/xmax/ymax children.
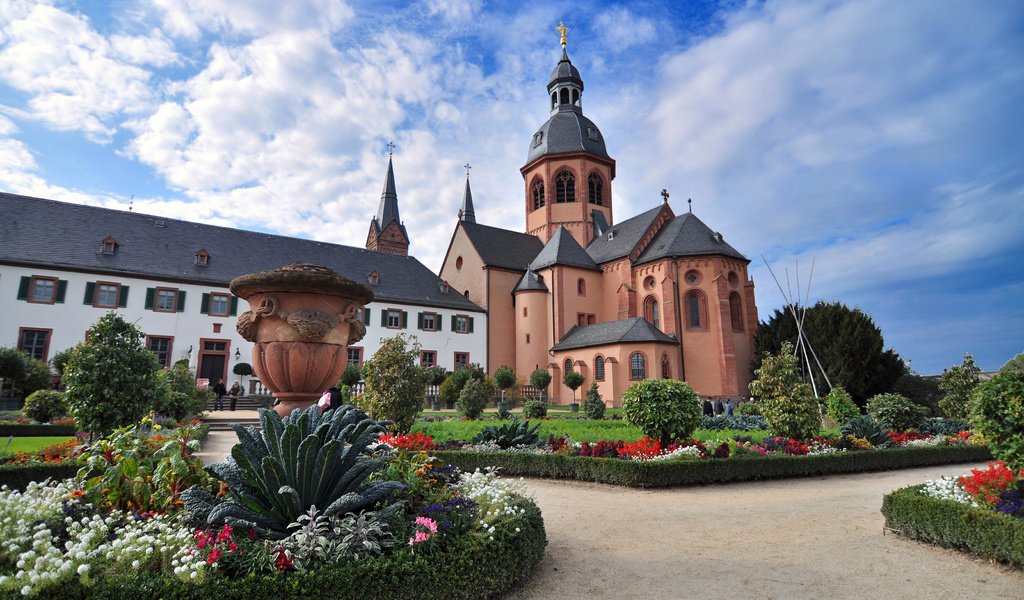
<box><xmin>460</xmin><ymin>176</ymin><xmax>475</xmax><ymax>223</ymax></box>
<box><xmin>530</xmin><ymin>226</ymin><xmax>600</xmax><ymax>271</ymax></box>
<box><xmin>513</xmin><ymin>268</ymin><xmax>547</xmax><ymax>293</ymax></box>
<box><xmin>376</xmin><ymin>155</ymin><xmax>400</xmax><ymax>228</ymax></box>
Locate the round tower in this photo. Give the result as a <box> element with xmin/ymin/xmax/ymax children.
<box><xmin>513</xmin><ymin>269</ymin><xmax>551</xmax><ymax>380</ymax></box>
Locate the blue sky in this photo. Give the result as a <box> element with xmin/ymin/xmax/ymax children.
<box><xmin>1</xmin><ymin>0</ymin><xmax>1022</xmax><ymax>374</ymax></box>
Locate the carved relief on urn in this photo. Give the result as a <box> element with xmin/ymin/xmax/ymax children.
<box><xmin>230</xmin><ymin>263</ymin><xmax>373</xmax><ymax>416</ymax></box>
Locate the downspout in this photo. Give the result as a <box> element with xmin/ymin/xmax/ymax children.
<box><xmin>673</xmin><ymin>259</ymin><xmax>686</xmax><ymax>381</ymax></box>
<box><xmin>485</xmin><ymin>268</ymin><xmax>491</xmax><ymax>373</ymax></box>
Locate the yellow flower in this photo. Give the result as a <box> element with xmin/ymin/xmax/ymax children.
<box><xmin>153</xmin><ymin>424</ymin><xmax>162</xmax><ymax>431</ymax></box>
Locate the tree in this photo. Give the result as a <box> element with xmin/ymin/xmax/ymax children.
<box><xmin>750</xmin><ymin>342</ymin><xmax>820</xmax><ymax>440</ymax></box>
<box><xmin>583</xmin><ymin>382</ymin><xmax>605</xmax><ymax>420</ymax></box>
<box><xmin>938</xmin><ymin>353</ymin><xmax>981</xmax><ymax>419</ymax></box>
<box><xmin>156</xmin><ymin>360</ymin><xmax>211</xmax><ymax>420</ymax></box>
<box><xmin>891</xmin><ymin>372</ymin><xmax>942</xmax><ymax>416</ymax></box>
<box><xmin>622</xmin><ymin>379</ymin><xmax>702</xmax><ymax>447</ymax></box>
<box><xmin>50</xmin><ymin>347</ymin><xmax>75</xmax><ymax>378</ymax></box>
<box><xmin>1000</xmin><ymin>352</ymin><xmax>1024</xmax><ymax>373</ymax></box>
<box><xmin>529</xmin><ymin>369</ymin><xmax>552</xmax><ymax>399</ymax></box>
<box><xmin>0</xmin><ymin>348</ymin><xmax>51</xmax><ymax>397</ymax></box>
<box><xmin>63</xmin><ymin>313</ymin><xmax>170</xmax><ymax>435</ymax></box>
<box><xmin>970</xmin><ymin>369</ymin><xmax>1024</xmax><ymax>470</ymax></box>
<box><xmin>458</xmin><ymin>376</ymin><xmax>496</xmax><ymax>419</ymax></box>
<box><xmin>439</xmin><ymin>365</ymin><xmax>484</xmax><ymax>408</ymax></box>
<box><xmin>361</xmin><ymin>334</ymin><xmax>428</xmax><ymax>433</ymax></box>
<box><xmin>232</xmin><ymin>362</ymin><xmax>253</xmax><ymax>387</ymax></box>
<box><xmin>494</xmin><ymin>366</ymin><xmax>516</xmax><ymax>403</ymax></box>
<box><xmin>563</xmin><ymin>370</ymin><xmax>585</xmax><ymax>404</ymax></box>
<box><xmin>753</xmin><ymin>301</ymin><xmax>906</xmax><ymax>406</ymax></box>
<box><xmin>866</xmin><ymin>393</ymin><xmax>926</xmax><ymax>432</ymax></box>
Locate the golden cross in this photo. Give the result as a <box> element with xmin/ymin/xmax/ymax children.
<box><xmin>556</xmin><ymin>20</ymin><xmax>568</xmax><ymax>48</ymax></box>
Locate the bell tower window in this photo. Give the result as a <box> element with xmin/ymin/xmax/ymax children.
<box><xmin>560</xmin><ymin>88</ymin><xmax>570</xmax><ymax>105</ymax></box>
<box><xmin>588</xmin><ymin>173</ymin><xmax>603</xmax><ymax>205</ymax></box>
<box><xmin>555</xmin><ymin>170</ymin><xmax>576</xmax><ymax>203</ymax></box>
<box><xmin>532</xmin><ymin>178</ymin><xmax>546</xmax><ymax>210</ymax></box>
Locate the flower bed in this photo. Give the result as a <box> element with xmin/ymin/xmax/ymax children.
<box><xmin>882</xmin><ymin>462</ymin><xmax>1024</xmax><ymax>567</ymax></box>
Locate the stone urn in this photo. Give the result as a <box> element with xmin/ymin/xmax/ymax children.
<box><xmin>230</xmin><ymin>263</ymin><xmax>373</xmax><ymax>417</ymax></box>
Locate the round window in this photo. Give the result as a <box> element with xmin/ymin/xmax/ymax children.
<box><xmin>684</xmin><ymin>270</ymin><xmax>701</xmax><ymax>285</ymax></box>
<box><xmin>728</xmin><ymin>271</ymin><xmax>739</xmax><ymax>288</ymax></box>
<box><xmin>455</xmin><ymin>256</ymin><xmax>463</xmax><ymax>270</ymax></box>
<box><xmin>644</xmin><ymin>276</ymin><xmax>656</xmax><ymax>290</ymax></box>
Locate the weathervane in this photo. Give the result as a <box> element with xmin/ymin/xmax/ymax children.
<box><xmin>556</xmin><ymin>20</ymin><xmax>568</xmax><ymax>48</ymax></box>
<box><xmin>386</xmin><ymin>140</ymin><xmax>397</xmax><ymax>157</ymax></box>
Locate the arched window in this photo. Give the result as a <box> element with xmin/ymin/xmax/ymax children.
<box><xmin>643</xmin><ymin>296</ymin><xmax>660</xmax><ymax>329</ymax></box>
<box><xmin>560</xmin><ymin>88</ymin><xmax>569</xmax><ymax>105</ymax></box>
<box><xmin>551</xmin><ymin>92</ymin><xmax>557</xmax><ymax>110</ymax></box>
<box><xmin>594</xmin><ymin>356</ymin><xmax>605</xmax><ymax>380</ymax></box>
<box><xmin>729</xmin><ymin>292</ymin><xmax>743</xmax><ymax>332</ymax></box>
<box><xmin>555</xmin><ymin>170</ymin><xmax>575</xmax><ymax>203</ymax></box>
<box><xmin>686</xmin><ymin>291</ymin><xmax>706</xmax><ymax>330</ymax></box>
<box><xmin>577</xmin><ymin>278</ymin><xmax>586</xmax><ymax>296</ymax></box>
<box><xmin>588</xmin><ymin>173</ymin><xmax>603</xmax><ymax>205</ymax></box>
<box><xmin>564</xmin><ymin>358</ymin><xmax>574</xmax><ymax>373</ymax></box>
<box><xmin>532</xmin><ymin>178</ymin><xmax>546</xmax><ymax>210</ymax></box>
<box><xmin>629</xmin><ymin>353</ymin><xmax>646</xmax><ymax>380</ymax></box>
<box><xmin>661</xmin><ymin>354</ymin><xmax>671</xmax><ymax>379</ymax></box>
<box><xmin>572</xmin><ymin>89</ymin><xmax>580</xmax><ymax>106</ymax></box>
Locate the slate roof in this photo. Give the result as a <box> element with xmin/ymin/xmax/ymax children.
<box><xmin>635</xmin><ymin>211</ymin><xmax>748</xmax><ymax>264</ymax></box>
<box><xmin>530</xmin><ymin>226</ymin><xmax>600</xmax><ymax>271</ymax></box>
<box><xmin>459</xmin><ymin>221</ymin><xmax>544</xmax><ymax>271</ymax></box>
<box><xmin>527</xmin><ymin>110</ymin><xmax>610</xmax><ymax>164</ymax></box>
<box><xmin>460</xmin><ymin>177</ymin><xmax>475</xmax><ymax>223</ymax></box>
<box><xmin>0</xmin><ymin>192</ymin><xmax>483</xmax><ymax>312</ymax></box>
<box><xmin>512</xmin><ymin>269</ymin><xmax>547</xmax><ymax>293</ymax></box>
<box><xmin>548</xmin><ymin>48</ymin><xmax>582</xmax><ymax>88</ymax></box>
<box><xmin>584</xmin><ymin>205</ymin><xmax>663</xmax><ymax>264</ymax></box>
<box><xmin>551</xmin><ymin>317</ymin><xmax>678</xmax><ymax>351</ymax></box>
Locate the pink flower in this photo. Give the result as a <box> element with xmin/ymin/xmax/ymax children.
<box><xmin>408</xmin><ymin>516</ymin><xmax>439</xmax><ymax>545</ymax></box>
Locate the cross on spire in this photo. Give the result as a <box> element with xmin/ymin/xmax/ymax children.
<box><xmin>661</xmin><ymin>188</ymin><xmax>669</xmax><ymax>204</ymax></box>
<box><xmin>464</xmin><ymin>162</ymin><xmax>472</xmax><ymax>177</ymax></box>
<box><xmin>386</xmin><ymin>140</ymin><xmax>397</xmax><ymax>156</ymax></box>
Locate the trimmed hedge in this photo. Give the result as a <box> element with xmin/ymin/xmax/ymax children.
<box><xmin>0</xmin><ymin>424</ymin><xmax>76</xmax><ymax>437</ymax></box>
<box><xmin>882</xmin><ymin>485</ymin><xmax>1024</xmax><ymax>567</ymax></box>
<box><xmin>0</xmin><ymin>462</ymin><xmax>81</xmax><ymax>490</ymax></box>
<box><xmin>45</xmin><ymin>500</ymin><xmax>546</xmax><ymax>600</ymax></box>
<box><xmin>434</xmin><ymin>445</ymin><xmax>993</xmax><ymax>488</ymax></box>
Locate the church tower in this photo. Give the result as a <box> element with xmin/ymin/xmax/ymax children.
<box><xmin>521</xmin><ymin>26</ymin><xmax>615</xmax><ymax>248</ymax></box>
<box><xmin>366</xmin><ymin>152</ymin><xmax>410</xmax><ymax>255</ymax></box>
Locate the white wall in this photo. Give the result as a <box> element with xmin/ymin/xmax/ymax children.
<box><xmin>356</xmin><ymin>302</ymin><xmax>487</xmax><ymax>371</ymax></box>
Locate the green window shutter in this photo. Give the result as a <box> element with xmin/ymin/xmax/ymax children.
<box><xmin>200</xmin><ymin>293</ymin><xmax>210</xmax><ymax>314</ymax></box>
<box><xmin>230</xmin><ymin>296</ymin><xmax>239</xmax><ymax>316</ymax></box>
<box><xmin>55</xmin><ymin>280</ymin><xmax>67</xmax><ymax>303</ymax></box>
<box><xmin>401</xmin><ymin>311</ymin><xmax>408</xmax><ymax>329</ymax></box>
<box><xmin>145</xmin><ymin>288</ymin><xmax>155</xmax><ymax>310</ymax></box>
<box><xmin>118</xmin><ymin>286</ymin><xmax>129</xmax><ymax>308</ymax></box>
<box><xmin>17</xmin><ymin>276</ymin><xmax>30</xmax><ymax>300</ymax></box>
<box><xmin>381</xmin><ymin>311</ymin><xmax>387</xmax><ymax>327</ymax></box>
<box><xmin>177</xmin><ymin>291</ymin><xmax>186</xmax><ymax>312</ymax></box>
<box><xmin>363</xmin><ymin>308</ymin><xmax>370</xmax><ymax>324</ymax></box>
<box><xmin>437</xmin><ymin>316</ymin><xmax>443</xmax><ymax>332</ymax></box>
<box><xmin>451</xmin><ymin>315</ymin><xmax>457</xmax><ymax>331</ymax></box>
<box><xmin>83</xmin><ymin>282</ymin><xmax>95</xmax><ymax>305</ymax></box>
<box><xmin>468</xmin><ymin>316</ymin><xmax>474</xmax><ymax>333</ymax></box>
<box><xmin>417</xmin><ymin>313</ymin><xmax>424</xmax><ymax>330</ymax></box>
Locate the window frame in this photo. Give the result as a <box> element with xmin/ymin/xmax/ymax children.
<box><xmin>531</xmin><ymin>177</ymin><xmax>546</xmax><ymax>211</ymax></box>
<box><xmin>27</xmin><ymin>276</ymin><xmax>58</xmax><ymax>305</ymax></box>
<box><xmin>145</xmin><ymin>335</ymin><xmax>174</xmax><ymax>369</ymax></box>
<box><xmin>92</xmin><ymin>281</ymin><xmax>121</xmax><ymax>309</ymax></box>
<box><xmin>17</xmin><ymin>327</ymin><xmax>52</xmax><ymax>362</ymax></box>
<box><xmin>594</xmin><ymin>355</ymin><xmax>605</xmax><ymax>381</ymax></box>
<box><xmin>420</xmin><ymin>350</ymin><xmax>437</xmax><ymax>369</ymax></box>
<box><xmin>685</xmin><ymin>290</ymin><xmax>708</xmax><ymax>331</ymax></box>
<box><xmin>386</xmin><ymin>308</ymin><xmax>403</xmax><ymax>329</ymax></box>
<box><xmin>643</xmin><ymin>295</ymin><xmax>660</xmax><ymax>329</ymax></box>
<box><xmin>454</xmin><ymin>314</ymin><xmax>470</xmax><ymax>334</ymax></box>
<box><xmin>153</xmin><ymin>287</ymin><xmax>179</xmax><ymax>313</ymax></box>
<box><xmin>420</xmin><ymin>312</ymin><xmax>440</xmax><ymax>332</ymax></box>
<box><xmin>588</xmin><ymin>172</ymin><xmax>603</xmax><ymax>205</ymax></box>
<box><xmin>347</xmin><ymin>347</ymin><xmax>364</xmax><ymax>368</ymax></box>
<box><xmin>577</xmin><ymin>278</ymin><xmax>586</xmax><ymax>296</ymax></box>
<box><xmin>629</xmin><ymin>352</ymin><xmax>647</xmax><ymax>381</ymax></box>
<box><xmin>555</xmin><ymin>169</ymin><xmax>576</xmax><ymax>203</ymax></box>
<box><xmin>729</xmin><ymin>292</ymin><xmax>744</xmax><ymax>332</ymax></box>
<box><xmin>454</xmin><ymin>352</ymin><xmax>470</xmax><ymax>370</ymax></box>
<box><xmin>208</xmin><ymin>292</ymin><xmax>231</xmax><ymax>317</ymax></box>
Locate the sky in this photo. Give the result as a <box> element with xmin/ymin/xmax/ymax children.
<box><xmin>1</xmin><ymin>0</ymin><xmax>1022</xmax><ymax>375</ymax></box>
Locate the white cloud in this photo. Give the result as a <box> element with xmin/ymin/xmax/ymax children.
<box><xmin>146</xmin><ymin>0</ymin><xmax>354</xmax><ymax>38</ymax></box>
<box><xmin>593</xmin><ymin>5</ymin><xmax>657</xmax><ymax>51</ymax></box>
<box><xmin>110</xmin><ymin>31</ymin><xmax>180</xmax><ymax>67</ymax></box>
<box><xmin>426</xmin><ymin>0</ymin><xmax>482</xmax><ymax>23</ymax></box>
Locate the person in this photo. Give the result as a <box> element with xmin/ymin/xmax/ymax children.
<box><xmin>213</xmin><ymin>378</ymin><xmax>227</xmax><ymax>411</ymax></box>
<box><xmin>228</xmin><ymin>382</ymin><xmax>242</xmax><ymax>411</ymax></box>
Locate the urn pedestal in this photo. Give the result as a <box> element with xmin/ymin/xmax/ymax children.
<box><xmin>230</xmin><ymin>264</ymin><xmax>373</xmax><ymax>417</ymax></box>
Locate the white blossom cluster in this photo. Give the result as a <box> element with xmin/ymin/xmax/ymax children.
<box><xmin>0</xmin><ymin>482</ymin><xmax>202</xmax><ymax>597</ymax></box>
<box><xmin>453</xmin><ymin>468</ymin><xmax>530</xmax><ymax>533</ymax></box>
<box><xmin>644</xmin><ymin>445</ymin><xmax>703</xmax><ymax>462</ymax></box>
<box><xmin>919</xmin><ymin>475</ymin><xmax>974</xmax><ymax>506</ymax></box>
<box><xmin>899</xmin><ymin>437</ymin><xmax>945</xmax><ymax>448</ymax></box>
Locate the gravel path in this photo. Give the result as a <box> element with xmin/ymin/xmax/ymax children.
<box><xmin>502</xmin><ymin>464</ymin><xmax>1024</xmax><ymax>600</ymax></box>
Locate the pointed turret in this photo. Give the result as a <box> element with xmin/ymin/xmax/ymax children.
<box><xmin>366</xmin><ymin>154</ymin><xmax>410</xmax><ymax>255</ymax></box>
<box><xmin>376</xmin><ymin>155</ymin><xmax>401</xmax><ymax>228</ymax></box>
<box><xmin>530</xmin><ymin>225</ymin><xmax>600</xmax><ymax>271</ymax></box>
<box><xmin>460</xmin><ymin>175</ymin><xmax>476</xmax><ymax>223</ymax></box>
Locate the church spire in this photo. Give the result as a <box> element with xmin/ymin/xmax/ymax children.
<box><xmin>460</xmin><ymin>164</ymin><xmax>476</xmax><ymax>223</ymax></box>
<box><xmin>376</xmin><ymin>153</ymin><xmax>400</xmax><ymax>228</ymax></box>
<box><xmin>366</xmin><ymin>146</ymin><xmax>410</xmax><ymax>255</ymax></box>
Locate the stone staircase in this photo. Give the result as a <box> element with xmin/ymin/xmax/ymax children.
<box><xmin>202</xmin><ymin>409</ymin><xmax>262</xmax><ymax>432</ymax></box>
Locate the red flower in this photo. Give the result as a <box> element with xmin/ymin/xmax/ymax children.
<box><xmin>206</xmin><ymin>546</ymin><xmax>222</xmax><ymax>565</ymax></box>
<box><xmin>273</xmin><ymin>546</ymin><xmax>293</xmax><ymax>571</ymax></box>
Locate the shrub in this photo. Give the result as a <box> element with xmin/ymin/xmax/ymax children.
<box><xmin>339</xmin><ymin>363</ymin><xmax>363</xmax><ymax>387</ymax></box>
<box><xmin>0</xmin><ymin>348</ymin><xmax>53</xmax><ymax>397</ymax></box>
<box><xmin>621</xmin><ymin>379</ymin><xmax>701</xmax><ymax>447</ymax></box>
<box><xmin>154</xmin><ymin>361</ymin><xmax>210</xmax><ymax>420</ymax></box>
<box><xmin>494</xmin><ymin>366</ymin><xmax>516</xmax><ymax>401</ymax></box>
<box><xmin>423</xmin><ymin>365</ymin><xmax>449</xmax><ymax>387</ymax></box>
<box><xmin>23</xmin><ymin>389</ymin><xmax>66</xmax><ymax>423</ymax></box>
<box><xmin>438</xmin><ymin>364</ymin><xmax>484</xmax><ymax>409</ymax></box>
<box><xmin>63</xmin><ymin>313</ymin><xmax>169</xmax><ymax>436</ymax></box>
<box><xmin>750</xmin><ymin>342</ymin><xmax>820</xmax><ymax>440</ymax></box>
<box><xmin>1000</xmin><ymin>352</ymin><xmax>1024</xmax><ymax>374</ymax></box>
<box><xmin>939</xmin><ymin>353</ymin><xmax>981</xmax><ymax>419</ymax></box>
<box><xmin>473</xmin><ymin>418</ymin><xmax>542</xmax><ymax>449</ymax></box>
<box><xmin>583</xmin><ymin>382</ymin><xmax>605</xmax><ymax>420</ymax></box>
<box><xmin>459</xmin><ymin>377</ymin><xmax>495</xmax><ymax>420</ymax></box>
<box><xmin>563</xmin><ymin>370</ymin><xmax>585</xmax><ymax>404</ymax></box>
<box><xmin>840</xmin><ymin>415</ymin><xmax>891</xmax><ymax>448</ymax></box>
<box><xmin>700</xmin><ymin>415</ymin><xmax>767</xmax><ymax>431</ymax></box>
<box><xmin>824</xmin><ymin>386</ymin><xmax>859</xmax><ymax>426</ymax></box>
<box><xmin>522</xmin><ymin>398</ymin><xmax>547</xmax><ymax>418</ymax></box>
<box><xmin>867</xmin><ymin>393</ymin><xmax>926</xmax><ymax>432</ymax></box>
<box><xmin>361</xmin><ymin>334</ymin><xmax>428</xmax><ymax>433</ymax></box>
<box><xmin>735</xmin><ymin>402</ymin><xmax>761</xmax><ymax>416</ymax></box>
<box><xmin>970</xmin><ymin>369</ymin><xmax>1024</xmax><ymax>470</ymax></box>
<box><xmin>49</xmin><ymin>348</ymin><xmax>75</xmax><ymax>378</ymax></box>
<box><xmin>916</xmin><ymin>417</ymin><xmax>971</xmax><ymax>436</ymax></box>
<box><xmin>529</xmin><ymin>369</ymin><xmax>552</xmax><ymax>395</ymax></box>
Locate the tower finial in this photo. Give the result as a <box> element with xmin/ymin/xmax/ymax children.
<box><xmin>464</xmin><ymin>162</ymin><xmax>472</xmax><ymax>178</ymax></box>
<box><xmin>556</xmin><ymin>20</ymin><xmax>568</xmax><ymax>48</ymax></box>
<box><xmin>688</xmin><ymin>198</ymin><xmax>693</xmax><ymax>213</ymax></box>
<box><xmin>661</xmin><ymin>188</ymin><xmax>670</xmax><ymax>204</ymax></box>
<box><xmin>386</xmin><ymin>140</ymin><xmax>397</xmax><ymax>157</ymax></box>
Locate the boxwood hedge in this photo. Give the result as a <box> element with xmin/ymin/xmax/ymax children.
<box><xmin>44</xmin><ymin>500</ymin><xmax>546</xmax><ymax>600</ymax></box>
<box><xmin>434</xmin><ymin>445</ymin><xmax>992</xmax><ymax>488</ymax></box>
<box><xmin>0</xmin><ymin>462</ymin><xmax>80</xmax><ymax>490</ymax></box>
<box><xmin>882</xmin><ymin>485</ymin><xmax>1024</xmax><ymax>567</ymax></box>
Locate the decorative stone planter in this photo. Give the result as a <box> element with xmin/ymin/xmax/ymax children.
<box><xmin>230</xmin><ymin>264</ymin><xmax>373</xmax><ymax>417</ymax></box>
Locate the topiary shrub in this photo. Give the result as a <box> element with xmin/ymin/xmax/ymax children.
<box><xmin>583</xmin><ymin>382</ymin><xmax>605</xmax><ymax>420</ymax></box>
<box><xmin>970</xmin><ymin>369</ymin><xmax>1024</xmax><ymax>470</ymax></box>
<box><xmin>749</xmin><ymin>342</ymin><xmax>820</xmax><ymax>440</ymax></box>
<box><xmin>522</xmin><ymin>398</ymin><xmax>547</xmax><ymax>418</ymax></box>
<box><xmin>563</xmin><ymin>370</ymin><xmax>584</xmax><ymax>404</ymax></box>
<box><xmin>438</xmin><ymin>364</ymin><xmax>485</xmax><ymax>409</ymax></box>
<box><xmin>494</xmin><ymin>366</ymin><xmax>516</xmax><ymax>404</ymax></box>
<box><xmin>339</xmin><ymin>363</ymin><xmax>363</xmax><ymax>387</ymax></box>
<box><xmin>621</xmin><ymin>379</ymin><xmax>701</xmax><ymax>447</ymax></box>
<box><xmin>361</xmin><ymin>334</ymin><xmax>428</xmax><ymax>433</ymax></box>
<box><xmin>458</xmin><ymin>377</ymin><xmax>495</xmax><ymax>420</ymax></box>
<box><xmin>529</xmin><ymin>369</ymin><xmax>552</xmax><ymax>397</ymax></box>
<box><xmin>824</xmin><ymin>386</ymin><xmax>860</xmax><ymax>426</ymax></box>
<box><xmin>867</xmin><ymin>393</ymin><xmax>926</xmax><ymax>432</ymax></box>
<box><xmin>23</xmin><ymin>389</ymin><xmax>66</xmax><ymax>423</ymax></box>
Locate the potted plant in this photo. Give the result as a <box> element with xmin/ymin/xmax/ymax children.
<box><xmin>494</xmin><ymin>365</ymin><xmax>515</xmax><ymax>414</ymax></box>
<box><xmin>564</xmin><ymin>370</ymin><xmax>585</xmax><ymax>413</ymax></box>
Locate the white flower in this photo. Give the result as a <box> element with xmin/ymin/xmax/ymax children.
<box><xmin>77</xmin><ymin>564</ymin><xmax>89</xmax><ymax>575</ymax></box>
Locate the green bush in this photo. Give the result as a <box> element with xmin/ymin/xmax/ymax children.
<box><xmin>735</xmin><ymin>402</ymin><xmax>761</xmax><ymax>416</ymax></box>
<box><xmin>563</xmin><ymin>370</ymin><xmax>585</xmax><ymax>404</ymax></box>
<box><xmin>0</xmin><ymin>462</ymin><xmax>81</xmax><ymax>491</ymax></box>
<box><xmin>882</xmin><ymin>485</ymin><xmax>1024</xmax><ymax>568</ymax></box>
<box><xmin>622</xmin><ymin>379</ymin><xmax>701</xmax><ymax>446</ymax></box>
<box><xmin>529</xmin><ymin>369</ymin><xmax>551</xmax><ymax>394</ymax></box>
<box><xmin>970</xmin><ymin>369</ymin><xmax>1024</xmax><ymax>470</ymax></box>
<box><xmin>700</xmin><ymin>415</ymin><xmax>767</xmax><ymax>431</ymax></box>
<box><xmin>583</xmin><ymin>382</ymin><xmax>605</xmax><ymax>420</ymax></box>
<box><xmin>749</xmin><ymin>342</ymin><xmax>820</xmax><ymax>440</ymax></box>
<box><xmin>494</xmin><ymin>366</ymin><xmax>516</xmax><ymax>395</ymax></box>
<box><xmin>361</xmin><ymin>335</ymin><xmax>428</xmax><ymax>433</ymax></box>
<box><xmin>459</xmin><ymin>377</ymin><xmax>495</xmax><ymax>420</ymax></box>
<box><xmin>522</xmin><ymin>398</ymin><xmax>547</xmax><ymax>418</ymax></box>
<box><xmin>339</xmin><ymin>363</ymin><xmax>363</xmax><ymax>387</ymax></box>
<box><xmin>154</xmin><ymin>362</ymin><xmax>210</xmax><ymax>420</ymax></box>
<box><xmin>23</xmin><ymin>389</ymin><xmax>66</xmax><ymax>423</ymax></box>
<box><xmin>49</xmin><ymin>348</ymin><xmax>75</xmax><ymax>378</ymax></box>
<box><xmin>938</xmin><ymin>353</ymin><xmax>981</xmax><ymax>419</ymax></box>
<box><xmin>439</xmin><ymin>364</ymin><xmax>485</xmax><ymax>409</ymax></box>
<box><xmin>0</xmin><ymin>348</ymin><xmax>53</xmax><ymax>397</ymax></box>
<box><xmin>824</xmin><ymin>386</ymin><xmax>859</xmax><ymax>426</ymax></box>
<box><xmin>866</xmin><ymin>393</ymin><xmax>926</xmax><ymax>432</ymax></box>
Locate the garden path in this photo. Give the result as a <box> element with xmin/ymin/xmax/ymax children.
<box><xmin>502</xmin><ymin>464</ymin><xmax>1024</xmax><ymax>600</ymax></box>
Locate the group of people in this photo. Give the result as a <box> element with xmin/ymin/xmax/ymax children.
<box><xmin>211</xmin><ymin>379</ymin><xmax>243</xmax><ymax>411</ymax></box>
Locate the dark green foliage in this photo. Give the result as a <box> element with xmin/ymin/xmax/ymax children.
<box><xmin>583</xmin><ymin>382</ymin><xmax>605</xmax><ymax>420</ymax></box>
<box><xmin>494</xmin><ymin>366</ymin><xmax>515</xmax><ymax>391</ymax></box>
<box><xmin>529</xmin><ymin>369</ymin><xmax>552</xmax><ymax>393</ymax></box>
<box><xmin>892</xmin><ymin>372</ymin><xmax>943</xmax><ymax>416</ymax></box>
<box><xmin>339</xmin><ymin>363</ymin><xmax>363</xmax><ymax>387</ymax></box>
<box><xmin>735</xmin><ymin>402</ymin><xmax>762</xmax><ymax>416</ymax></box>
<box><xmin>522</xmin><ymin>398</ymin><xmax>547</xmax><ymax>418</ymax></box>
<box><xmin>1000</xmin><ymin>352</ymin><xmax>1024</xmax><ymax>373</ymax></box>
<box><xmin>233</xmin><ymin>362</ymin><xmax>254</xmax><ymax>377</ymax></box>
<box><xmin>472</xmin><ymin>417</ymin><xmax>542</xmax><ymax>448</ymax></box>
<box><xmin>750</xmin><ymin>342</ymin><xmax>820</xmax><ymax>440</ymax></box>
<box><xmin>49</xmin><ymin>348</ymin><xmax>75</xmax><ymax>377</ymax></box>
<box><xmin>182</xmin><ymin>405</ymin><xmax>405</xmax><ymax>539</ymax></box>
<box><xmin>63</xmin><ymin>313</ymin><xmax>169</xmax><ymax>435</ymax></box>
<box><xmin>840</xmin><ymin>415</ymin><xmax>891</xmax><ymax>447</ymax></box>
<box><xmin>423</xmin><ymin>366</ymin><xmax>449</xmax><ymax>386</ymax></box>
<box><xmin>23</xmin><ymin>389</ymin><xmax>66</xmax><ymax>423</ymax></box>
<box><xmin>824</xmin><ymin>387</ymin><xmax>860</xmax><ymax>427</ymax></box>
<box><xmin>155</xmin><ymin>362</ymin><xmax>211</xmax><ymax>420</ymax></box>
<box><xmin>916</xmin><ymin>417</ymin><xmax>971</xmax><ymax>436</ymax></box>
<box><xmin>38</xmin><ymin>500</ymin><xmax>546</xmax><ymax>600</ymax></box>
<box><xmin>562</xmin><ymin>370</ymin><xmax>585</xmax><ymax>403</ymax></box>
<box><xmin>362</xmin><ymin>335</ymin><xmax>428</xmax><ymax>433</ymax></box>
<box><xmin>970</xmin><ymin>369</ymin><xmax>1024</xmax><ymax>470</ymax></box>
<box><xmin>0</xmin><ymin>424</ymin><xmax>76</xmax><ymax>437</ymax></box>
<box><xmin>622</xmin><ymin>379</ymin><xmax>702</xmax><ymax>446</ymax></box>
<box><xmin>439</xmin><ymin>364</ymin><xmax>485</xmax><ymax>409</ymax></box>
<box><xmin>882</xmin><ymin>485</ymin><xmax>1024</xmax><ymax>568</ymax></box>
<box><xmin>938</xmin><ymin>353</ymin><xmax>981</xmax><ymax>419</ymax></box>
<box><xmin>458</xmin><ymin>377</ymin><xmax>495</xmax><ymax>420</ymax></box>
<box><xmin>699</xmin><ymin>415</ymin><xmax>767</xmax><ymax>431</ymax></box>
<box><xmin>752</xmin><ymin>301</ymin><xmax>906</xmax><ymax>405</ymax></box>
<box><xmin>866</xmin><ymin>393</ymin><xmax>926</xmax><ymax>432</ymax></box>
<box><xmin>0</xmin><ymin>462</ymin><xmax>81</xmax><ymax>491</ymax></box>
<box><xmin>434</xmin><ymin>445</ymin><xmax>990</xmax><ymax>488</ymax></box>
<box><xmin>0</xmin><ymin>348</ymin><xmax>52</xmax><ymax>397</ymax></box>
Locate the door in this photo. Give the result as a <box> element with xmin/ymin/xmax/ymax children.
<box><xmin>198</xmin><ymin>338</ymin><xmax>230</xmax><ymax>384</ymax></box>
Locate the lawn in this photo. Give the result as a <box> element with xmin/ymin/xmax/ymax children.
<box><xmin>0</xmin><ymin>436</ymin><xmax>76</xmax><ymax>455</ymax></box>
<box><xmin>411</xmin><ymin>418</ymin><xmax>776</xmax><ymax>444</ymax></box>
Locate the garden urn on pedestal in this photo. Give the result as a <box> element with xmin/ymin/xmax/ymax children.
<box><xmin>230</xmin><ymin>263</ymin><xmax>373</xmax><ymax>417</ymax></box>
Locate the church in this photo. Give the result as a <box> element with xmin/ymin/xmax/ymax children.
<box><xmin>438</xmin><ymin>35</ymin><xmax>759</xmax><ymax>406</ymax></box>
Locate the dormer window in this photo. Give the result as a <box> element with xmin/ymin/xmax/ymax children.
<box><xmin>368</xmin><ymin>271</ymin><xmax>380</xmax><ymax>285</ymax></box>
<box><xmin>195</xmin><ymin>249</ymin><xmax>209</xmax><ymax>266</ymax></box>
<box><xmin>100</xmin><ymin>236</ymin><xmax>117</xmax><ymax>255</ymax></box>
<box><xmin>440</xmin><ymin>280</ymin><xmax>450</xmax><ymax>294</ymax></box>
<box><xmin>532</xmin><ymin>131</ymin><xmax>544</xmax><ymax>148</ymax></box>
